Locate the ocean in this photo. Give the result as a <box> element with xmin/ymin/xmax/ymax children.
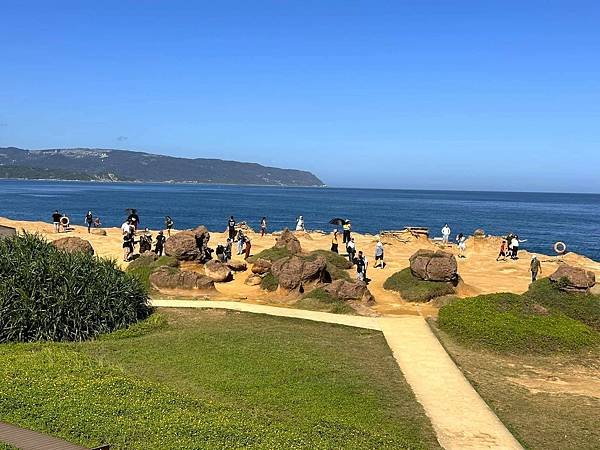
<box><xmin>1</xmin><ymin>179</ymin><xmax>599</xmax><ymax>261</ymax></box>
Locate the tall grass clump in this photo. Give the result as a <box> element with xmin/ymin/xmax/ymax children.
<box><xmin>0</xmin><ymin>233</ymin><xmax>151</xmax><ymax>343</ymax></box>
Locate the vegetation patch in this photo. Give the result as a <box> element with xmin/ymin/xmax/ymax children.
<box><xmin>437</xmin><ymin>293</ymin><xmax>599</xmax><ymax>353</ymax></box>
<box><xmin>384</xmin><ymin>268</ymin><xmax>455</xmax><ymax>301</ymax></box>
<box><xmin>0</xmin><ymin>233</ymin><xmax>150</xmax><ymax>343</ymax></box>
<box><xmin>524</xmin><ymin>279</ymin><xmax>600</xmax><ymax>331</ymax></box>
<box><xmin>0</xmin><ymin>308</ymin><xmax>441</xmax><ymax>449</ymax></box>
<box><xmin>296</xmin><ymin>288</ymin><xmax>355</xmax><ymax>314</ymax></box>
<box><xmin>260</xmin><ymin>272</ymin><xmax>279</xmax><ymax>291</ymax></box>
<box><xmin>126</xmin><ymin>255</ymin><xmax>179</xmax><ymax>291</ymax></box>
<box><xmin>247</xmin><ymin>246</ymin><xmax>291</xmax><ymax>263</ymax></box>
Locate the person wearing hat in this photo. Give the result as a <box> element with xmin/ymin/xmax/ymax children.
<box><xmin>530</xmin><ymin>255</ymin><xmax>542</xmax><ymax>282</ymax></box>
<box><xmin>154</xmin><ymin>230</ymin><xmax>166</xmax><ymax>256</ymax></box>
<box><xmin>330</xmin><ymin>229</ymin><xmax>339</xmax><ymax>253</ymax></box>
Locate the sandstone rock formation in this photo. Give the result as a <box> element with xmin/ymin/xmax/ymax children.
<box><xmin>52</xmin><ymin>237</ymin><xmax>94</xmax><ymax>255</ymax></box>
<box><xmin>149</xmin><ymin>266</ymin><xmax>215</xmax><ymax>291</ymax></box>
<box><xmin>323</xmin><ymin>279</ymin><xmax>375</xmax><ymax>305</ymax></box>
<box><xmin>271</xmin><ymin>255</ymin><xmax>329</xmax><ymax>290</ymax></box>
<box><xmin>245</xmin><ymin>274</ymin><xmax>263</xmax><ymax>286</ymax></box>
<box><xmin>251</xmin><ymin>258</ymin><xmax>272</xmax><ymax>275</ymax></box>
<box><xmin>549</xmin><ymin>264</ymin><xmax>596</xmax><ymax>292</ymax></box>
<box><xmin>274</xmin><ymin>228</ymin><xmax>301</xmax><ymax>254</ymax></box>
<box><xmin>409</xmin><ymin>249</ymin><xmax>457</xmax><ymax>282</ymax></box>
<box><xmin>165</xmin><ymin>226</ymin><xmax>211</xmax><ymax>262</ymax></box>
<box><xmin>204</xmin><ymin>260</ymin><xmax>233</xmax><ymax>282</ymax></box>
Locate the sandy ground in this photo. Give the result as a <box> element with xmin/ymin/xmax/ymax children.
<box><xmin>2</xmin><ymin>216</ymin><xmax>599</xmax><ymax>317</ymax></box>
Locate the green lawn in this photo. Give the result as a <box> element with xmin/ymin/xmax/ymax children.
<box><xmin>0</xmin><ymin>308</ymin><xmax>440</xmax><ymax>450</ymax></box>
<box><xmin>383</xmin><ymin>268</ymin><xmax>455</xmax><ymax>301</ymax></box>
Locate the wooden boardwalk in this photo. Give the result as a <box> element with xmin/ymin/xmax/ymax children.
<box><xmin>0</xmin><ymin>421</ymin><xmax>106</xmax><ymax>450</ymax></box>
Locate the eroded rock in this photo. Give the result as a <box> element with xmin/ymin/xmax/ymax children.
<box><xmin>409</xmin><ymin>249</ymin><xmax>457</xmax><ymax>282</ymax></box>
<box><xmin>52</xmin><ymin>237</ymin><xmax>94</xmax><ymax>255</ymax></box>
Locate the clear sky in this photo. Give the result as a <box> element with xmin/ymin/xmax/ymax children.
<box><xmin>1</xmin><ymin>1</ymin><xmax>599</xmax><ymax>192</ymax></box>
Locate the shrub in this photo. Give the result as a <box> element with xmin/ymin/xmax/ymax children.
<box><xmin>384</xmin><ymin>268</ymin><xmax>455</xmax><ymax>301</ymax></box>
<box><xmin>297</xmin><ymin>288</ymin><xmax>355</xmax><ymax>314</ymax></box>
<box><xmin>437</xmin><ymin>293</ymin><xmax>599</xmax><ymax>353</ymax></box>
<box><xmin>524</xmin><ymin>279</ymin><xmax>600</xmax><ymax>331</ymax></box>
<box><xmin>260</xmin><ymin>272</ymin><xmax>279</xmax><ymax>291</ymax></box>
<box><xmin>0</xmin><ymin>233</ymin><xmax>151</xmax><ymax>342</ymax></box>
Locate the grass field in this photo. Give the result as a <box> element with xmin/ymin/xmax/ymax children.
<box><xmin>432</xmin><ymin>323</ymin><xmax>600</xmax><ymax>450</ymax></box>
<box><xmin>0</xmin><ymin>308</ymin><xmax>440</xmax><ymax>450</ymax></box>
<box><xmin>383</xmin><ymin>268</ymin><xmax>455</xmax><ymax>301</ymax></box>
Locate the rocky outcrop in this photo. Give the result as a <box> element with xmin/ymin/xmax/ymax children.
<box><xmin>549</xmin><ymin>264</ymin><xmax>596</xmax><ymax>292</ymax></box>
<box><xmin>204</xmin><ymin>260</ymin><xmax>233</xmax><ymax>282</ymax></box>
<box><xmin>165</xmin><ymin>226</ymin><xmax>211</xmax><ymax>262</ymax></box>
<box><xmin>227</xmin><ymin>261</ymin><xmax>247</xmax><ymax>272</ymax></box>
<box><xmin>274</xmin><ymin>228</ymin><xmax>301</xmax><ymax>254</ymax></box>
<box><xmin>149</xmin><ymin>266</ymin><xmax>215</xmax><ymax>291</ymax></box>
<box><xmin>52</xmin><ymin>237</ymin><xmax>94</xmax><ymax>255</ymax></box>
<box><xmin>245</xmin><ymin>274</ymin><xmax>263</xmax><ymax>286</ymax></box>
<box><xmin>90</xmin><ymin>228</ymin><xmax>107</xmax><ymax>236</ymax></box>
<box><xmin>473</xmin><ymin>229</ymin><xmax>486</xmax><ymax>238</ymax></box>
<box><xmin>323</xmin><ymin>279</ymin><xmax>374</xmax><ymax>305</ymax></box>
<box><xmin>409</xmin><ymin>249</ymin><xmax>457</xmax><ymax>282</ymax></box>
<box><xmin>251</xmin><ymin>258</ymin><xmax>272</xmax><ymax>275</ymax></box>
<box><xmin>271</xmin><ymin>256</ymin><xmax>329</xmax><ymax>290</ymax></box>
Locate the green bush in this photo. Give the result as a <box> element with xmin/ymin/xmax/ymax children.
<box><xmin>384</xmin><ymin>268</ymin><xmax>455</xmax><ymax>301</ymax></box>
<box><xmin>247</xmin><ymin>246</ymin><xmax>291</xmax><ymax>263</ymax></box>
<box><xmin>437</xmin><ymin>293</ymin><xmax>599</xmax><ymax>353</ymax></box>
<box><xmin>0</xmin><ymin>233</ymin><xmax>151</xmax><ymax>342</ymax></box>
<box><xmin>297</xmin><ymin>288</ymin><xmax>355</xmax><ymax>314</ymax></box>
<box><xmin>524</xmin><ymin>279</ymin><xmax>600</xmax><ymax>331</ymax></box>
<box><xmin>260</xmin><ymin>273</ymin><xmax>279</xmax><ymax>291</ymax></box>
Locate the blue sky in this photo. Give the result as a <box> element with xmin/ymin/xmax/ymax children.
<box><xmin>1</xmin><ymin>1</ymin><xmax>599</xmax><ymax>192</ymax></box>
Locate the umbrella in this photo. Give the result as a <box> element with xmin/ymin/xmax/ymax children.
<box><xmin>329</xmin><ymin>218</ymin><xmax>348</xmax><ymax>226</ymax></box>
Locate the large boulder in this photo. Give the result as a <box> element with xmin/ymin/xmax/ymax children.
<box><xmin>274</xmin><ymin>228</ymin><xmax>302</xmax><ymax>254</ymax></box>
<box><xmin>149</xmin><ymin>266</ymin><xmax>215</xmax><ymax>291</ymax></box>
<box><xmin>227</xmin><ymin>261</ymin><xmax>248</xmax><ymax>272</ymax></box>
<box><xmin>251</xmin><ymin>258</ymin><xmax>272</xmax><ymax>275</ymax></box>
<box><xmin>52</xmin><ymin>237</ymin><xmax>94</xmax><ymax>255</ymax></box>
<box><xmin>204</xmin><ymin>260</ymin><xmax>233</xmax><ymax>282</ymax></box>
<box><xmin>549</xmin><ymin>264</ymin><xmax>596</xmax><ymax>292</ymax></box>
<box><xmin>165</xmin><ymin>226</ymin><xmax>211</xmax><ymax>262</ymax></box>
<box><xmin>409</xmin><ymin>249</ymin><xmax>457</xmax><ymax>282</ymax></box>
<box><xmin>323</xmin><ymin>279</ymin><xmax>375</xmax><ymax>305</ymax></box>
<box><xmin>271</xmin><ymin>256</ymin><xmax>329</xmax><ymax>290</ymax></box>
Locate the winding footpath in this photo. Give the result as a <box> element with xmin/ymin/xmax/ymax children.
<box><xmin>151</xmin><ymin>299</ymin><xmax>523</xmax><ymax>450</ymax></box>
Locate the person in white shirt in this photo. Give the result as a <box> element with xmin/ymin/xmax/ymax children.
<box><xmin>457</xmin><ymin>233</ymin><xmax>467</xmax><ymax>258</ymax></box>
<box><xmin>295</xmin><ymin>215</ymin><xmax>305</xmax><ymax>231</ymax></box>
<box><xmin>441</xmin><ymin>224</ymin><xmax>451</xmax><ymax>244</ymax></box>
<box><xmin>346</xmin><ymin>238</ymin><xmax>356</xmax><ymax>264</ymax></box>
<box><xmin>374</xmin><ymin>240</ymin><xmax>385</xmax><ymax>268</ymax></box>
<box><xmin>121</xmin><ymin>220</ymin><xmax>133</xmax><ymax>235</ymax></box>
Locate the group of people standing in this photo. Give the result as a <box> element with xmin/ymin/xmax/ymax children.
<box><xmin>120</xmin><ymin>211</ymin><xmax>169</xmax><ymax>262</ymax></box>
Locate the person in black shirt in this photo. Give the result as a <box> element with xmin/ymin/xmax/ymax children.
<box><xmin>127</xmin><ymin>209</ymin><xmax>140</xmax><ymax>230</ymax></box>
<box><xmin>228</xmin><ymin>216</ymin><xmax>236</xmax><ymax>240</ymax></box>
<box><xmin>52</xmin><ymin>210</ymin><xmax>62</xmax><ymax>233</ymax></box>
<box><xmin>123</xmin><ymin>232</ymin><xmax>135</xmax><ymax>261</ymax></box>
<box><xmin>85</xmin><ymin>211</ymin><xmax>93</xmax><ymax>233</ymax></box>
<box><xmin>154</xmin><ymin>230</ymin><xmax>166</xmax><ymax>256</ymax></box>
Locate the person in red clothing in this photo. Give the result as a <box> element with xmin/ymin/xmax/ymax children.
<box><xmin>496</xmin><ymin>240</ymin><xmax>508</xmax><ymax>261</ymax></box>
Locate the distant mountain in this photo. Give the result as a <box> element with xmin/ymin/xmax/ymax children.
<box><xmin>0</xmin><ymin>147</ymin><xmax>325</xmax><ymax>186</ymax></box>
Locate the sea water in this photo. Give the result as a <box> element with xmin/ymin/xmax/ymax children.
<box><xmin>0</xmin><ymin>180</ymin><xmax>598</xmax><ymax>261</ymax></box>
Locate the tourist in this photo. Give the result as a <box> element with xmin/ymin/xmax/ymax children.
<box><xmin>244</xmin><ymin>239</ymin><xmax>252</xmax><ymax>260</ymax></box>
<box><xmin>224</xmin><ymin>239</ymin><xmax>233</xmax><ymax>262</ymax></box>
<box><xmin>296</xmin><ymin>215</ymin><xmax>305</xmax><ymax>231</ymax></box>
<box><xmin>260</xmin><ymin>217</ymin><xmax>267</xmax><ymax>237</ymax></box>
<box><xmin>165</xmin><ymin>216</ymin><xmax>174</xmax><ymax>236</ymax></box>
<box><xmin>374</xmin><ymin>240</ymin><xmax>385</xmax><ymax>268</ymax></box>
<box><xmin>236</xmin><ymin>229</ymin><xmax>246</xmax><ymax>255</ymax></box>
<box><xmin>330</xmin><ymin>229</ymin><xmax>339</xmax><ymax>253</ymax></box>
<box><xmin>127</xmin><ymin>209</ymin><xmax>140</xmax><ymax>230</ymax></box>
<box><xmin>216</xmin><ymin>243</ymin><xmax>226</xmax><ymax>262</ymax></box>
<box><xmin>355</xmin><ymin>251</ymin><xmax>368</xmax><ymax>282</ymax></box>
<box><xmin>139</xmin><ymin>228</ymin><xmax>153</xmax><ymax>253</ymax></box>
<box><xmin>121</xmin><ymin>219</ymin><xmax>133</xmax><ymax>235</ymax></box>
<box><xmin>346</xmin><ymin>237</ymin><xmax>356</xmax><ymax>264</ymax></box>
<box><xmin>93</xmin><ymin>217</ymin><xmax>101</xmax><ymax>228</ymax></box>
<box><xmin>530</xmin><ymin>255</ymin><xmax>542</xmax><ymax>281</ymax></box>
<box><xmin>457</xmin><ymin>233</ymin><xmax>467</xmax><ymax>258</ymax></box>
<box><xmin>85</xmin><ymin>210</ymin><xmax>93</xmax><ymax>233</ymax></box>
<box><xmin>510</xmin><ymin>235</ymin><xmax>521</xmax><ymax>259</ymax></box>
<box><xmin>441</xmin><ymin>223</ymin><xmax>451</xmax><ymax>244</ymax></box>
<box><xmin>155</xmin><ymin>230</ymin><xmax>166</xmax><ymax>256</ymax></box>
<box><xmin>496</xmin><ymin>240</ymin><xmax>508</xmax><ymax>261</ymax></box>
<box><xmin>228</xmin><ymin>216</ymin><xmax>236</xmax><ymax>240</ymax></box>
<box><xmin>52</xmin><ymin>210</ymin><xmax>62</xmax><ymax>233</ymax></box>
<box><xmin>342</xmin><ymin>220</ymin><xmax>352</xmax><ymax>244</ymax></box>
<box><xmin>123</xmin><ymin>231</ymin><xmax>135</xmax><ymax>262</ymax></box>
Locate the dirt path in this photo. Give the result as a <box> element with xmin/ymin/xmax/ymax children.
<box><xmin>150</xmin><ymin>299</ymin><xmax>523</xmax><ymax>450</ymax></box>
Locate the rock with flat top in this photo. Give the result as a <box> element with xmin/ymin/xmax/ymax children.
<box><xmin>149</xmin><ymin>266</ymin><xmax>215</xmax><ymax>291</ymax></box>
<box><xmin>409</xmin><ymin>249</ymin><xmax>457</xmax><ymax>282</ymax></box>
<box><xmin>549</xmin><ymin>264</ymin><xmax>595</xmax><ymax>292</ymax></box>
